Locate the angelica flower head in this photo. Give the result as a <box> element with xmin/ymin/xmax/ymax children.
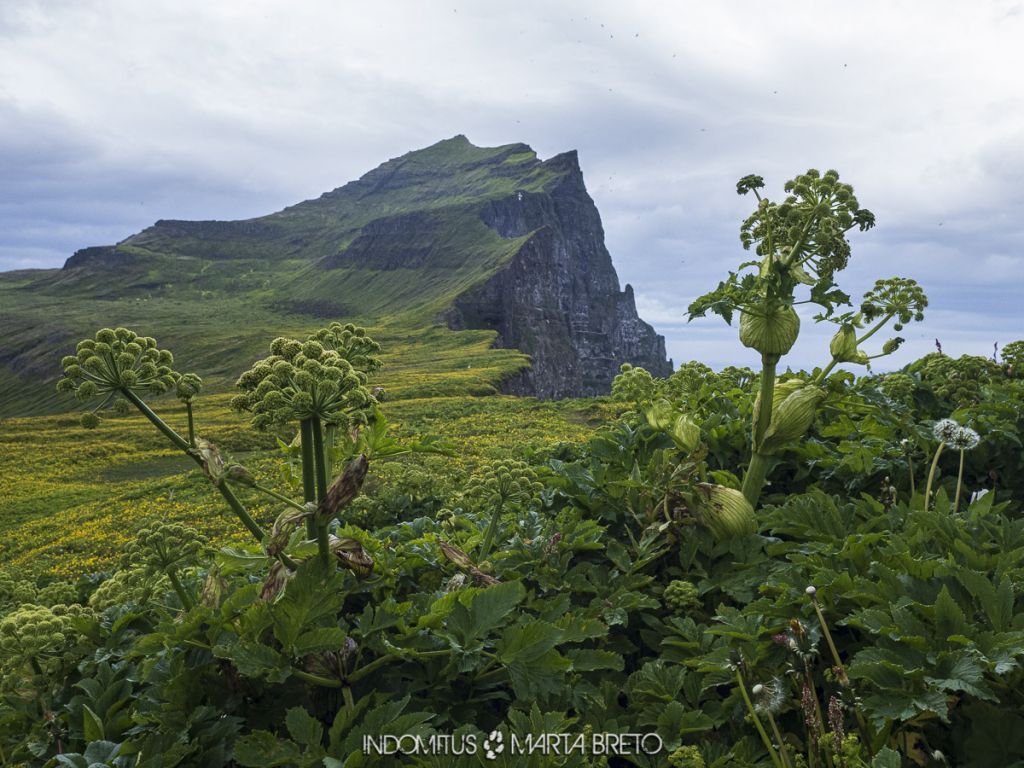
<box><xmin>932</xmin><ymin>418</ymin><xmax>961</xmax><ymax>443</ymax></box>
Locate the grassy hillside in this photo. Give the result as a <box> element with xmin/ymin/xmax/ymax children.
<box><xmin>0</xmin><ymin>136</ymin><xmax>570</xmax><ymax>417</ymax></box>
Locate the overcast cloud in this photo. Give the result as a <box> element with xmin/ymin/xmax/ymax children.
<box><xmin>2</xmin><ymin>0</ymin><xmax>1022</xmax><ymax>369</ymax></box>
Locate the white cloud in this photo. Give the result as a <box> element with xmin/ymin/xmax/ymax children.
<box><xmin>1</xmin><ymin>0</ymin><xmax>1022</xmax><ymax>367</ymax></box>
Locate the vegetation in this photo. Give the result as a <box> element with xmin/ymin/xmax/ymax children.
<box><xmin>1</xmin><ymin>169</ymin><xmax>1023</xmax><ymax>768</ymax></box>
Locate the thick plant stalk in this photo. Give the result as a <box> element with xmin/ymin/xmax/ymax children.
<box><xmin>166</xmin><ymin>570</ymin><xmax>194</xmax><ymax>610</ymax></box>
<box><xmin>122</xmin><ymin>389</ymin><xmax>266</xmax><ymax>542</ymax></box>
<box><xmin>742</xmin><ymin>353</ymin><xmax>779</xmax><ymax>505</ymax></box>
<box><xmin>299</xmin><ymin>419</ymin><xmax>318</xmax><ymax>538</ymax></box>
<box><xmin>478</xmin><ymin>499</ymin><xmax>505</xmax><ymax>562</ymax></box>
<box><xmin>311</xmin><ymin>417</ymin><xmax>331</xmax><ymax>566</ymax></box>
<box><xmin>186</xmin><ymin>402</ymin><xmax>196</xmax><ymax>447</ymax></box>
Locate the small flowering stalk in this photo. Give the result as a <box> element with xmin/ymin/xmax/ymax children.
<box><xmin>736</xmin><ymin>672</ymin><xmax>785</xmax><ymax>768</ymax></box>
<box><xmin>924</xmin><ymin>419</ymin><xmax>980</xmax><ymax>512</ymax></box>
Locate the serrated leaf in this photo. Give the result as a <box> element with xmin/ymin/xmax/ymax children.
<box><xmin>871</xmin><ymin>746</ymin><xmax>901</xmax><ymax>768</ymax></box>
<box><xmin>293</xmin><ymin>627</ymin><xmax>349</xmax><ymax>656</ymax></box>
<box><xmin>286</xmin><ymin>707</ymin><xmax>324</xmax><ymax>748</ymax></box>
<box><xmin>447</xmin><ymin>580</ymin><xmax>525</xmax><ymax>644</ymax></box>
<box><xmin>234</xmin><ymin>731</ymin><xmax>304</xmax><ymax>767</ymax></box>
<box><xmin>213</xmin><ymin>640</ymin><xmax>291</xmax><ymax>683</ymax></box>
<box><xmin>933</xmin><ymin>585</ymin><xmax>968</xmax><ymax>639</ymax></box>
<box><xmin>497</xmin><ymin>621</ymin><xmax>563</xmax><ymax>664</ymax></box>
<box><xmin>567</xmin><ymin>649</ymin><xmax>624</xmax><ymax>672</ymax></box>
<box><xmin>272</xmin><ymin>559</ymin><xmax>348</xmax><ymax>650</ymax></box>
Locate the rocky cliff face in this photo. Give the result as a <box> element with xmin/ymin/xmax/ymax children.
<box><xmin>445</xmin><ymin>149</ymin><xmax>672</xmax><ymax>398</ymax></box>
<box><xmin>51</xmin><ymin>136</ymin><xmax>672</xmax><ymax>399</ymax></box>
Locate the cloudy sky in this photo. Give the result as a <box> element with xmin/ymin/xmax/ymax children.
<box><xmin>2</xmin><ymin>0</ymin><xmax>1022</xmax><ymax>370</ymax></box>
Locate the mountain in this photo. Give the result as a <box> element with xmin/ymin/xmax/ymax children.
<box><xmin>0</xmin><ymin>136</ymin><xmax>672</xmax><ymax>415</ymax></box>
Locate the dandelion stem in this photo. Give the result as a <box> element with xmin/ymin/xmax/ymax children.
<box><xmin>766</xmin><ymin>711</ymin><xmax>793</xmax><ymax>768</ymax></box>
<box><xmin>924</xmin><ymin>442</ymin><xmax>946</xmax><ymax>511</ymax></box>
<box><xmin>736</xmin><ymin>670</ymin><xmax>784</xmax><ymax>768</ymax></box>
<box><xmin>954</xmin><ymin>449</ymin><xmax>966</xmax><ymax>514</ymax></box>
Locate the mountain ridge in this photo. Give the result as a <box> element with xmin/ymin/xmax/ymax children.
<box><xmin>0</xmin><ymin>136</ymin><xmax>671</xmax><ymax>414</ymax></box>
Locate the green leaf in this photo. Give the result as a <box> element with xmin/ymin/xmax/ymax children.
<box><xmin>82</xmin><ymin>703</ymin><xmax>104</xmax><ymax>742</ymax></box>
<box><xmin>286</xmin><ymin>706</ymin><xmax>324</xmax><ymax>748</ymax></box>
<box><xmin>933</xmin><ymin>585</ymin><xmax>968</xmax><ymax>639</ymax></box>
<box><xmin>272</xmin><ymin>559</ymin><xmax>348</xmax><ymax>650</ymax></box>
<box><xmin>293</xmin><ymin>627</ymin><xmax>349</xmax><ymax>656</ymax></box>
<box><xmin>234</xmin><ymin>731</ymin><xmax>304</xmax><ymax>767</ymax></box>
<box><xmin>567</xmin><ymin>648</ymin><xmax>624</xmax><ymax>672</ymax></box>
<box><xmin>446</xmin><ymin>580</ymin><xmax>525</xmax><ymax>644</ymax></box>
<box><xmin>871</xmin><ymin>746</ymin><xmax>901</xmax><ymax>768</ymax></box>
<box><xmin>497</xmin><ymin>620</ymin><xmax>563</xmax><ymax>665</ymax></box>
<box><xmin>213</xmin><ymin>640</ymin><xmax>291</xmax><ymax>683</ymax></box>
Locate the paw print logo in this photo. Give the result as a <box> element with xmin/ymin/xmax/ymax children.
<box><xmin>483</xmin><ymin>729</ymin><xmax>504</xmax><ymax>759</ymax></box>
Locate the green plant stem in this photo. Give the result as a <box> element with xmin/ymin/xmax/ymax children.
<box><xmin>217</xmin><ymin>479</ymin><xmax>267</xmax><ymax>543</ymax></box>
<box><xmin>251</xmin><ymin>482</ymin><xmax>308</xmax><ymax>513</ymax></box>
<box><xmin>122</xmin><ymin>388</ymin><xmax>190</xmax><ymax>451</ymax></box>
<box><xmin>766</xmin><ymin>711</ymin><xmax>793</xmax><ymax>768</ymax></box>
<box><xmin>311</xmin><ymin>417</ymin><xmax>331</xmax><ymax>567</ymax></box>
<box><xmin>924</xmin><ymin>442</ymin><xmax>946</xmax><ymax>511</ymax></box>
<box><xmin>292</xmin><ymin>668</ymin><xmax>342</xmax><ymax>688</ymax></box>
<box><xmin>123</xmin><ymin>388</ymin><xmax>266</xmax><ymax>542</ymax></box>
<box><xmin>741</xmin><ymin>353</ymin><xmax>779</xmax><ymax>505</ymax></box>
<box><xmin>736</xmin><ymin>670</ymin><xmax>784</xmax><ymax>768</ymax></box>
<box><xmin>954</xmin><ymin>449</ymin><xmax>966</xmax><ymax>514</ymax></box>
<box><xmin>908</xmin><ymin>454</ymin><xmax>916</xmax><ymax>497</ymax></box>
<box><xmin>186</xmin><ymin>402</ymin><xmax>196</xmax><ymax>447</ymax></box>
<box><xmin>300</xmin><ymin>420</ymin><xmax>317</xmax><ymax>539</ymax></box>
<box><xmin>166</xmin><ymin>570</ymin><xmax>194</xmax><ymax>611</ymax></box>
<box><xmin>342</xmin><ymin>686</ymin><xmax>355</xmax><ymax>711</ymax></box>
<box><xmin>477</xmin><ymin>498</ymin><xmax>505</xmax><ymax>562</ymax></box>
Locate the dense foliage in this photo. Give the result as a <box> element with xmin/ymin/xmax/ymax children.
<box><xmin>1</xmin><ymin>171</ymin><xmax>1022</xmax><ymax>767</ymax></box>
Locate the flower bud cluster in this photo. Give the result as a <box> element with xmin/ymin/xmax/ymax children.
<box><xmin>0</xmin><ymin>604</ymin><xmax>76</xmax><ymax>661</ymax></box>
<box><xmin>860</xmin><ymin>277</ymin><xmax>927</xmax><ymax>330</ymax></box>
<box><xmin>464</xmin><ymin>460</ymin><xmax>544</xmax><ymax>510</ymax></box>
<box><xmin>918</xmin><ymin>354</ymin><xmax>1000</xmax><ymax>407</ymax></box>
<box><xmin>0</xmin><ymin>571</ymin><xmax>37</xmax><ymax>611</ymax></box>
<box><xmin>35</xmin><ymin>581</ymin><xmax>79</xmax><ymax>608</ymax></box>
<box><xmin>176</xmin><ymin>372</ymin><xmax>203</xmax><ymax>404</ymax></box>
<box><xmin>56</xmin><ymin>327</ymin><xmax>179</xmax><ymax>428</ymax></box>
<box><xmin>88</xmin><ymin>568</ymin><xmax>169</xmax><ymax>612</ymax></box>
<box><xmin>663</xmin><ymin>580</ymin><xmax>701</xmax><ymax>612</ymax></box>
<box><xmin>308</xmin><ymin>322</ymin><xmax>383</xmax><ymax>373</ymax></box>
<box><xmin>667</xmin><ymin>745</ymin><xmax>706</xmax><ymax>768</ymax></box>
<box><xmin>232</xmin><ymin>332</ymin><xmax>378</xmax><ymax>429</ymax></box>
<box><xmin>120</xmin><ymin>522</ymin><xmax>207</xmax><ymax>575</ymax></box>
<box><xmin>879</xmin><ymin>372</ymin><xmax>915</xmax><ymax>404</ymax></box>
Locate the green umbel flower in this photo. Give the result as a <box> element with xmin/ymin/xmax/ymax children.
<box><xmin>56</xmin><ymin>327</ymin><xmax>179</xmax><ymax>427</ymax></box>
<box><xmin>464</xmin><ymin>460</ymin><xmax>544</xmax><ymax>511</ymax></box>
<box><xmin>308</xmin><ymin>322</ymin><xmax>383</xmax><ymax>373</ymax></box>
<box><xmin>663</xmin><ymin>580</ymin><xmax>700</xmax><ymax>612</ymax></box>
<box><xmin>667</xmin><ymin>745</ymin><xmax>706</xmax><ymax>768</ymax></box>
<box><xmin>89</xmin><ymin>568</ymin><xmax>169</xmax><ymax>612</ymax></box>
<box><xmin>232</xmin><ymin>335</ymin><xmax>377</xmax><ymax>429</ymax></box>
<box><xmin>121</xmin><ymin>522</ymin><xmax>207</xmax><ymax>576</ymax></box>
<box><xmin>0</xmin><ymin>604</ymin><xmax>76</xmax><ymax>662</ymax></box>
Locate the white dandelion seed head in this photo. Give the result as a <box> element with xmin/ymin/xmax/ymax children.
<box><xmin>949</xmin><ymin>426</ymin><xmax>980</xmax><ymax>451</ymax></box>
<box><xmin>933</xmin><ymin>418</ymin><xmax>961</xmax><ymax>443</ymax></box>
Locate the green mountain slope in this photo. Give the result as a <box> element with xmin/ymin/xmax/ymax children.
<box><xmin>0</xmin><ymin>135</ymin><xmax>668</xmax><ymax>416</ymax></box>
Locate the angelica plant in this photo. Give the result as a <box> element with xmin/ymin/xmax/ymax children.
<box><xmin>232</xmin><ymin>332</ymin><xmax>377</xmax><ymax>565</ymax></box>
<box><xmin>688</xmin><ymin>171</ymin><xmax>927</xmax><ymax>508</ymax></box>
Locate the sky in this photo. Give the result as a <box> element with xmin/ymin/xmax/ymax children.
<box><xmin>2</xmin><ymin>0</ymin><xmax>1022</xmax><ymax>370</ymax></box>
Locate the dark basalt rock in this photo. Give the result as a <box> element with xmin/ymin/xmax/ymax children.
<box><xmin>447</xmin><ymin>151</ymin><xmax>672</xmax><ymax>398</ymax></box>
